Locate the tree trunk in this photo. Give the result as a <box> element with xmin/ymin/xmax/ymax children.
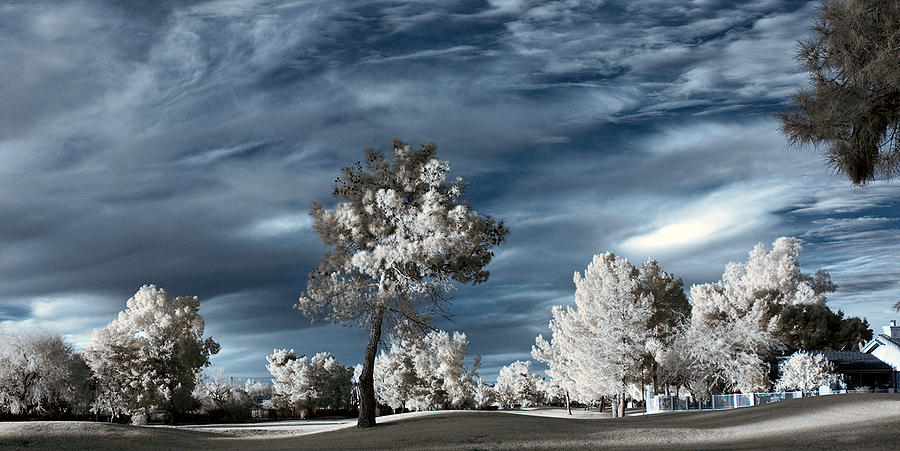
<box><xmin>357</xmin><ymin>304</ymin><xmax>385</xmax><ymax>428</ymax></box>
<box><xmin>565</xmin><ymin>391</ymin><xmax>571</xmax><ymax>416</ymax></box>
<box><xmin>618</xmin><ymin>392</ymin><xmax>626</xmax><ymax>417</ymax></box>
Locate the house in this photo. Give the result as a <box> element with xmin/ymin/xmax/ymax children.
<box><xmin>776</xmin><ymin>320</ymin><xmax>900</xmax><ymax>393</ymax></box>
<box><xmin>806</xmin><ymin>350</ymin><xmax>895</xmax><ymax>391</ymax></box>
<box><xmin>861</xmin><ymin>320</ymin><xmax>900</xmax><ymax>390</ymax></box>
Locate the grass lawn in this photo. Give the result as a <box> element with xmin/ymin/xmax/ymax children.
<box><xmin>2</xmin><ymin>393</ymin><xmax>898</xmax><ymax>450</ymax></box>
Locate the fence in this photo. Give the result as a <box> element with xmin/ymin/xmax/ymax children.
<box><xmin>646</xmin><ymin>388</ymin><xmax>896</xmax><ymax>414</ymax></box>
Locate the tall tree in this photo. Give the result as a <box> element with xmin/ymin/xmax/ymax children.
<box><xmin>533</xmin><ymin>253</ymin><xmax>652</xmax><ymax>418</ymax></box>
<box><xmin>298</xmin><ymin>140</ymin><xmax>506</xmax><ymax>428</ymax></box>
<box><xmin>85</xmin><ymin>285</ymin><xmax>219</xmax><ymax>424</ymax></box>
<box><xmin>779</xmin><ymin>0</ymin><xmax>900</xmax><ymax>184</ymax></box>
<box><xmin>638</xmin><ymin>260</ymin><xmax>690</xmax><ymax>393</ymax></box>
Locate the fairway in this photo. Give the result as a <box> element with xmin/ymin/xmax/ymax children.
<box><xmin>2</xmin><ymin>394</ymin><xmax>898</xmax><ymax>450</ymax></box>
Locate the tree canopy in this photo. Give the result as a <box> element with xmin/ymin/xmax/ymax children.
<box><xmin>85</xmin><ymin>285</ymin><xmax>219</xmax><ymax>423</ymax></box>
<box><xmin>298</xmin><ymin>140</ymin><xmax>506</xmax><ymax>427</ymax></box>
<box><xmin>779</xmin><ymin>0</ymin><xmax>900</xmax><ymax>184</ymax></box>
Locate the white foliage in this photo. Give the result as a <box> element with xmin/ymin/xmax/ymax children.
<box><xmin>265</xmin><ymin>350</ymin><xmax>353</xmax><ymax>409</ymax></box>
<box><xmin>0</xmin><ymin>329</ymin><xmax>91</xmax><ymax>416</ymax></box>
<box><xmin>661</xmin><ymin>305</ymin><xmax>776</xmax><ymax>396</ymax></box>
<box><xmin>775</xmin><ymin>351</ymin><xmax>837</xmax><ymax>392</ymax></box>
<box><xmin>374</xmin><ymin>328</ymin><xmax>477</xmax><ymax>411</ymax></box>
<box><xmin>533</xmin><ymin>253</ymin><xmax>652</xmax><ymax>404</ymax></box>
<box><xmin>85</xmin><ymin>285</ymin><xmax>219</xmax><ymax>419</ymax></box>
<box><xmin>298</xmin><ymin>143</ymin><xmax>505</xmax><ymax>327</ymax></box>
<box><xmin>472</xmin><ymin>379</ymin><xmax>496</xmax><ymax>409</ymax></box>
<box><xmin>691</xmin><ymin>237</ymin><xmax>830</xmax><ymax>327</ymax></box>
<box><xmin>494</xmin><ymin>360</ymin><xmax>543</xmax><ymax>408</ymax></box>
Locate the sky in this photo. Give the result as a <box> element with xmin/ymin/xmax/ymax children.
<box><xmin>1</xmin><ymin>0</ymin><xmax>898</xmax><ymax>382</ymax></box>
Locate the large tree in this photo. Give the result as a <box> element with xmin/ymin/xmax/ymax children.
<box><xmin>297</xmin><ymin>140</ymin><xmax>507</xmax><ymax>428</ymax></box>
<box><xmin>779</xmin><ymin>0</ymin><xmax>900</xmax><ymax>184</ymax></box>
<box><xmin>689</xmin><ymin>237</ymin><xmax>835</xmax><ymax>329</ymax></box>
<box><xmin>85</xmin><ymin>285</ymin><xmax>219</xmax><ymax>424</ymax></box>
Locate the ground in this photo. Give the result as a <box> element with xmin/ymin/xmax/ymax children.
<box><xmin>1</xmin><ymin>394</ymin><xmax>899</xmax><ymax>450</ymax></box>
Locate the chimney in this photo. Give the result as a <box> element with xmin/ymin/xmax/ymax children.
<box><xmin>884</xmin><ymin>320</ymin><xmax>900</xmax><ymax>339</ymax></box>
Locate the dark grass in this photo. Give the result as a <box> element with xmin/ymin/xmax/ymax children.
<box><xmin>2</xmin><ymin>394</ymin><xmax>899</xmax><ymax>450</ymax></box>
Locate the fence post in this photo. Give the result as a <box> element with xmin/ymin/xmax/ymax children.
<box><xmin>712</xmin><ymin>395</ymin><xmax>716</xmax><ymax>410</ymax></box>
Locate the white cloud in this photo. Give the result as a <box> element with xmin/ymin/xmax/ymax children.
<box><xmin>244</xmin><ymin>214</ymin><xmax>312</xmax><ymax>238</ymax></box>
<box><xmin>0</xmin><ymin>294</ymin><xmax>122</xmax><ymax>349</ymax></box>
<box><xmin>619</xmin><ymin>181</ymin><xmax>797</xmax><ymax>256</ymax></box>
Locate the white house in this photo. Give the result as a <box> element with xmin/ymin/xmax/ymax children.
<box><xmin>861</xmin><ymin>320</ymin><xmax>900</xmax><ymax>390</ymax></box>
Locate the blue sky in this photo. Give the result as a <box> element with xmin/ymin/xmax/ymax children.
<box><xmin>1</xmin><ymin>0</ymin><xmax>898</xmax><ymax>381</ymax></box>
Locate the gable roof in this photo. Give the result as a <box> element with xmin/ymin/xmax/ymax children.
<box><xmin>862</xmin><ymin>334</ymin><xmax>900</xmax><ymax>353</ymax></box>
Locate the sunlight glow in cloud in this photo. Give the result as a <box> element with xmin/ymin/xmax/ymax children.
<box><xmin>619</xmin><ymin>182</ymin><xmax>795</xmax><ymax>256</ymax></box>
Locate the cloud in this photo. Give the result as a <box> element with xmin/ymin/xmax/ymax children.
<box><xmin>618</xmin><ymin>181</ymin><xmax>795</xmax><ymax>256</ymax></box>
<box><xmin>1</xmin><ymin>0</ymin><xmax>897</xmax><ymax>382</ymax></box>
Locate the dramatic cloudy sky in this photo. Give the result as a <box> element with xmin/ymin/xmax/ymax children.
<box><xmin>2</xmin><ymin>0</ymin><xmax>898</xmax><ymax>381</ymax></box>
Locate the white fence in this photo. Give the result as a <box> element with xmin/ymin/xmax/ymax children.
<box><xmin>646</xmin><ymin>388</ymin><xmax>896</xmax><ymax>414</ymax></box>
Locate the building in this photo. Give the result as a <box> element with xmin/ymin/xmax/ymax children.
<box><xmin>776</xmin><ymin>320</ymin><xmax>900</xmax><ymax>392</ymax></box>
<box><xmin>807</xmin><ymin>350</ymin><xmax>895</xmax><ymax>391</ymax></box>
<box><xmin>861</xmin><ymin>320</ymin><xmax>900</xmax><ymax>390</ymax></box>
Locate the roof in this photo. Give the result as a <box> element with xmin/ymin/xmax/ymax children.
<box><xmin>805</xmin><ymin>350</ymin><xmax>893</xmax><ymax>372</ymax></box>
<box><xmin>862</xmin><ymin>334</ymin><xmax>900</xmax><ymax>352</ymax></box>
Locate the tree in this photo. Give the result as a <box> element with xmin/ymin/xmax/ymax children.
<box><xmin>266</xmin><ymin>350</ymin><xmax>354</xmax><ymax>412</ymax></box>
<box><xmin>243</xmin><ymin>379</ymin><xmax>273</xmax><ymax>409</ymax></box>
<box><xmin>690</xmin><ymin>237</ymin><xmax>835</xmax><ymax>331</ymax></box>
<box><xmin>85</xmin><ymin>285</ymin><xmax>219</xmax><ymax>424</ymax></box>
<box><xmin>494</xmin><ymin>360</ymin><xmax>543</xmax><ymax>409</ymax></box>
<box><xmin>532</xmin><ymin>253</ymin><xmax>652</xmax><ymax>417</ymax></box>
<box><xmin>638</xmin><ymin>260</ymin><xmax>690</xmax><ymax>394</ymax></box>
<box><xmin>779</xmin><ymin>0</ymin><xmax>900</xmax><ymax>184</ymax></box>
<box><xmin>775</xmin><ymin>351</ymin><xmax>837</xmax><ymax>392</ymax></box>
<box><xmin>775</xmin><ymin>304</ymin><xmax>872</xmax><ymax>350</ymax></box>
<box><xmin>0</xmin><ymin>329</ymin><xmax>92</xmax><ymax>418</ymax></box>
<box><xmin>472</xmin><ymin>379</ymin><xmax>496</xmax><ymax>410</ymax></box>
<box><xmin>374</xmin><ymin>327</ymin><xmax>479</xmax><ymax>411</ymax></box>
<box><xmin>297</xmin><ymin>140</ymin><xmax>507</xmax><ymax>427</ymax></box>
<box><xmin>195</xmin><ymin>369</ymin><xmax>254</xmax><ymax>422</ymax></box>
<box><xmin>661</xmin><ymin>306</ymin><xmax>777</xmax><ymax>397</ymax></box>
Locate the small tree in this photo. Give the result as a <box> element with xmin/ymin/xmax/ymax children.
<box><xmin>775</xmin><ymin>351</ymin><xmax>837</xmax><ymax>392</ymax></box>
<box><xmin>494</xmin><ymin>360</ymin><xmax>543</xmax><ymax>409</ymax></box>
<box><xmin>298</xmin><ymin>140</ymin><xmax>506</xmax><ymax>427</ymax></box>
<box><xmin>266</xmin><ymin>350</ymin><xmax>353</xmax><ymax>412</ymax></box>
<box><xmin>85</xmin><ymin>285</ymin><xmax>219</xmax><ymax>424</ymax></box>
<box><xmin>472</xmin><ymin>379</ymin><xmax>496</xmax><ymax>410</ymax></box>
<box><xmin>779</xmin><ymin>0</ymin><xmax>900</xmax><ymax>184</ymax></box>
<box><xmin>374</xmin><ymin>327</ymin><xmax>478</xmax><ymax>411</ymax></box>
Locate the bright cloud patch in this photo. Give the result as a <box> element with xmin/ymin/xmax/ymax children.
<box><xmin>619</xmin><ymin>182</ymin><xmax>796</xmax><ymax>256</ymax></box>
